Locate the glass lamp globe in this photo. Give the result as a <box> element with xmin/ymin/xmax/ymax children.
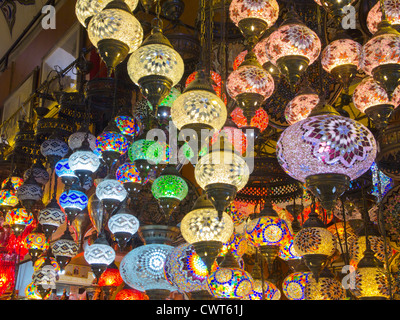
<box><xmin>305</xmin><ymin>268</ymin><xmax>346</xmax><ymax>300</ymax></box>
<box><xmin>265</xmin><ymin>10</ymin><xmax>321</xmax><ymax>88</ymax></box>
<box><xmin>229</xmin><ymin>0</ymin><xmax>279</xmax><ymax>44</ymax></box>
<box><xmin>151</xmin><ymin>165</ymin><xmax>188</xmax><ymax>218</ymax></box>
<box><xmin>226</xmin><ymin>54</ymin><xmax>275</xmax><ymax>124</ymax></box>
<box><xmin>114</xmin><ymin>108</ymin><xmax>142</xmax><ymax>138</ymax></box>
<box><xmin>33</xmin><ymin>256</ymin><xmax>60</xmax><ymax>273</ymax></box>
<box><xmin>194</xmin><ymin>141</ymin><xmax>250</xmax><ymax>218</ymax></box>
<box><xmin>16</xmin><ymin>174</ymin><xmax>43</xmax><ymax>213</ymax></box>
<box><xmin>157</xmin><ymin>87</ymin><xmax>181</xmax><ymax>121</ymax></box>
<box><xmin>24</xmin><ymin>161</ymin><xmax>49</xmax><ymax>186</ymax></box>
<box><xmin>164</xmin><ymin>242</ymin><xmax>218</xmax><ymax>294</ymax></box>
<box><xmin>349</xmin><ymin>233</ymin><xmax>390</xmax><ymax>267</ymax></box>
<box><xmin>367</xmin><ymin>0</ymin><xmax>400</xmax><ymax>34</ymax></box>
<box><xmin>38</xmin><ymin>198</ymin><xmax>66</xmax><ymax>240</ymax></box>
<box><xmin>246</xmin><ymin>279</ymin><xmax>281</xmax><ymax>300</ymax></box>
<box><xmin>279</xmin><ymin>235</ymin><xmax>302</xmax><ymax>261</ymax></box>
<box><xmin>207</xmin><ymin>252</ymin><xmax>254</xmax><ymax>299</ymax></box>
<box><xmin>0</xmin><ymin>184</ymin><xmax>18</xmax><ymax>210</ymax></box>
<box><xmin>276</xmin><ymin>104</ymin><xmax>377</xmax><ymax>213</ymax></box>
<box><xmin>362</xmin><ymin>17</ymin><xmax>400</xmax><ymax>99</ymax></box>
<box><xmin>1</xmin><ymin>177</ymin><xmax>23</xmax><ymax>191</ymax></box>
<box><xmin>351</xmin><ymin>247</ymin><xmax>390</xmax><ymax>300</ymax></box>
<box><xmin>211</xmin><ymin>118</ymin><xmax>248</xmax><ymax>156</ymax></box>
<box><xmin>171</xmin><ymin>70</ymin><xmax>227</xmax><ymax>136</ymax></box>
<box><xmin>51</xmin><ymin>228</ymin><xmax>79</xmax><ymax>271</ymax></box>
<box><xmin>96</xmin><ymin>178</ymin><xmax>127</xmax><ymax>213</ymax></box>
<box><xmin>128</xmin><ymin>137</ymin><xmax>165</xmax><ymax>182</ymax></box>
<box><xmin>108</xmin><ymin>206</ymin><xmax>140</xmax><ymax>250</ymax></box>
<box><xmin>25</xmin><ymin>233</ymin><xmax>49</xmax><ymax>262</ymax></box>
<box><xmin>40</xmin><ymin>136</ymin><xmax>69</xmax><ymax>168</ymax></box>
<box><xmin>282</xmin><ymin>271</ymin><xmax>312</xmax><ymax>300</ymax></box>
<box><xmin>55</xmin><ymin>158</ymin><xmax>78</xmax><ymax>187</ymax></box>
<box><xmin>59</xmin><ymin>186</ymin><xmax>88</xmax><ymax>222</ymax></box>
<box><xmin>84</xmin><ymin>235</ymin><xmax>116</xmax><ymax>280</ymax></box>
<box><xmin>185</xmin><ymin>70</ymin><xmax>224</xmax><ymax>100</ymax></box>
<box><xmin>245</xmin><ymin>200</ymin><xmax>290</xmax><ymax>268</ymax></box>
<box><xmin>293</xmin><ymin>211</ymin><xmax>337</xmax><ymax>281</ymax></box>
<box><xmin>353</xmin><ymin>76</ymin><xmax>400</xmax><ymax>130</ymax></box>
<box><xmin>230</xmin><ymin>106</ymin><xmax>269</xmax><ymax>138</ymax></box>
<box><xmin>32</xmin><ymin>266</ymin><xmax>57</xmax><ymax>299</ymax></box>
<box><xmin>87</xmin><ymin>0</ymin><xmax>143</xmax><ymax>75</ymax></box>
<box><xmin>219</xmin><ymin>231</ymin><xmax>248</xmax><ymax>259</ymax></box>
<box><xmin>127</xmin><ymin>26</ymin><xmax>184</xmax><ymax>111</ymax></box>
<box><xmin>98</xmin><ymin>263</ymin><xmax>124</xmax><ymax>296</ymax></box>
<box><xmin>116</xmin><ymin>161</ymin><xmax>146</xmax><ymax>195</ymax></box>
<box><xmin>284</xmin><ymin>86</ymin><xmax>320</xmax><ymax>125</ymax></box>
<box><xmin>119</xmin><ymin>243</ymin><xmax>176</xmax><ymax>300</ymax></box>
<box><xmin>75</xmin><ymin>0</ymin><xmax>139</xmax><ymax>28</ymax></box>
<box><xmin>96</xmin><ymin>121</ymin><xmax>129</xmax><ymax>169</ymax></box>
<box><xmin>180</xmin><ymin>195</ymin><xmax>234</xmax><ymax>274</ymax></box>
<box><xmin>321</xmin><ymin>38</ymin><xmax>362</xmax><ymax>91</ymax></box>
<box><xmin>68</xmin><ymin>129</ymin><xmax>97</xmax><ymax>152</ymax></box>
<box><xmin>68</xmin><ymin>139</ymin><xmax>101</xmax><ymax>187</ymax></box>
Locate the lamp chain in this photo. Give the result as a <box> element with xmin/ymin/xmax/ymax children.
<box><xmin>199</xmin><ymin>0</ymin><xmax>206</xmax><ymax>70</ymax></box>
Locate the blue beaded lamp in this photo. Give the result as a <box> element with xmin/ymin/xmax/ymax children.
<box><xmin>55</xmin><ymin>157</ymin><xmax>79</xmax><ymax>188</ymax></box>
<box><xmin>59</xmin><ymin>184</ymin><xmax>88</xmax><ymax>223</ymax></box>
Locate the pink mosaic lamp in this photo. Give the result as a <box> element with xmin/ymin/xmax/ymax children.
<box><xmin>265</xmin><ymin>9</ymin><xmax>321</xmax><ymax>89</ymax></box>
<box><xmin>367</xmin><ymin>0</ymin><xmax>400</xmax><ymax>34</ymax></box>
<box><xmin>362</xmin><ymin>0</ymin><xmax>400</xmax><ymax>99</ymax></box>
<box><xmin>353</xmin><ymin>76</ymin><xmax>400</xmax><ymax>129</ymax></box>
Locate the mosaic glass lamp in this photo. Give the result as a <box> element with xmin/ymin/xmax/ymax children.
<box><xmin>194</xmin><ymin>138</ymin><xmax>250</xmax><ymax>220</ymax></box>
<box><xmin>87</xmin><ymin>0</ymin><xmax>143</xmax><ymax>75</ymax></box>
<box><xmin>96</xmin><ymin>177</ymin><xmax>127</xmax><ymax>215</ymax></box>
<box><xmin>305</xmin><ymin>268</ymin><xmax>346</xmax><ymax>300</ymax></box>
<box><xmin>229</xmin><ymin>0</ymin><xmax>279</xmax><ymax>45</ymax></box>
<box><xmin>321</xmin><ymin>37</ymin><xmax>362</xmax><ymax>92</ymax></box>
<box><xmin>246</xmin><ymin>200</ymin><xmax>291</xmax><ymax>269</ymax></box>
<box><xmin>352</xmin><ymin>76</ymin><xmax>400</xmax><ymax>130</ymax></box>
<box><xmin>180</xmin><ymin>195</ymin><xmax>234</xmax><ymax>274</ymax></box>
<box><xmin>69</xmin><ymin>137</ymin><xmax>101</xmax><ymax>187</ymax></box>
<box><xmin>164</xmin><ymin>242</ymin><xmax>218</xmax><ymax>294</ymax></box>
<box><xmin>171</xmin><ymin>70</ymin><xmax>227</xmax><ymax>139</ymax></box>
<box><xmin>127</xmin><ymin>23</ymin><xmax>184</xmax><ymax>113</ymax></box>
<box><xmin>51</xmin><ymin>228</ymin><xmax>79</xmax><ymax>271</ymax></box>
<box><xmin>98</xmin><ymin>262</ymin><xmax>124</xmax><ymax>299</ymax></box>
<box><xmin>115</xmin><ymin>287</ymin><xmax>149</xmax><ymax>300</ymax></box>
<box><xmin>1</xmin><ymin>176</ymin><xmax>23</xmax><ymax>191</ymax></box>
<box><xmin>59</xmin><ymin>185</ymin><xmax>89</xmax><ymax>223</ymax></box>
<box><xmin>96</xmin><ymin>120</ymin><xmax>129</xmax><ymax>170</ymax></box>
<box><xmin>5</xmin><ymin>206</ymin><xmax>33</xmax><ymax>236</ymax></box>
<box><xmin>265</xmin><ymin>9</ymin><xmax>321</xmax><ymax>88</ymax></box>
<box><xmin>119</xmin><ymin>243</ymin><xmax>176</xmax><ymax>300</ymax></box>
<box><xmin>282</xmin><ymin>271</ymin><xmax>311</xmax><ymax>300</ymax></box>
<box><xmin>55</xmin><ymin>158</ymin><xmax>78</xmax><ymax>187</ymax></box>
<box><xmin>157</xmin><ymin>87</ymin><xmax>181</xmax><ymax>122</ymax></box>
<box><xmin>75</xmin><ymin>0</ymin><xmax>139</xmax><ymax>27</ymax></box>
<box><xmin>25</xmin><ymin>233</ymin><xmax>49</xmax><ymax>262</ymax></box>
<box><xmin>230</xmin><ymin>106</ymin><xmax>269</xmax><ymax>138</ymax></box>
<box><xmin>38</xmin><ymin>197</ymin><xmax>66</xmax><ymax>240</ymax></box>
<box><xmin>24</xmin><ymin>161</ymin><xmax>49</xmax><ymax>186</ymax></box>
<box><xmin>207</xmin><ymin>251</ymin><xmax>253</xmax><ymax>299</ymax></box>
<box><xmin>284</xmin><ymin>85</ymin><xmax>320</xmax><ymax>125</ymax></box>
<box><xmin>40</xmin><ymin>135</ymin><xmax>69</xmax><ymax>168</ymax></box>
<box><xmin>84</xmin><ymin>233</ymin><xmax>116</xmax><ymax>281</ymax></box>
<box><xmin>32</xmin><ymin>264</ymin><xmax>57</xmax><ymax>299</ymax></box>
<box><xmin>245</xmin><ymin>261</ymin><xmax>281</xmax><ymax>300</ymax></box>
<box><xmin>68</xmin><ymin>128</ymin><xmax>97</xmax><ymax>151</ymax></box>
<box><xmin>151</xmin><ymin>165</ymin><xmax>188</xmax><ymax>218</ymax></box>
<box><xmin>114</xmin><ymin>107</ymin><xmax>142</xmax><ymax>138</ymax></box>
<box><xmin>367</xmin><ymin>0</ymin><xmax>400</xmax><ymax>34</ymax></box>
<box><xmin>107</xmin><ymin>200</ymin><xmax>140</xmax><ymax>250</ymax></box>
<box><xmin>362</xmin><ymin>11</ymin><xmax>400</xmax><ymax>99</ymax></box>
<box><xmin>0</xmin><ymin>179</ymin><xmax>19</xmax><ymax>211</ymax></box>
<box><xmin>16</xmin><ymin>174</ymin><xmax>43</xmax><ymax>213</ymax></box>
<box><xmin>293</xmin><ymin>207</ymin><xmax>336</xmax><ymax>282</ymax></box>
<box><xmin>276</xmin><ymin>101</ymin><xmax>377</xmax><ymax>214</ymax></box>
<box><xmin>116</xmin><ymin>161</ymin><xmax>145</xmax><ymax>195</ymax></box>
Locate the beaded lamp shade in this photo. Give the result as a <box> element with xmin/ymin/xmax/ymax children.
<box><xmin>68</xmin><ymin>131</ymin><xmax>97</xmax><ymax>151</ymax></box>
<box><xmin>24</xmin><ymin>162</ymin><xmax>49</xmax><ymax>186</ymax></box>
<box><xmin>59</xmin><ymin>189</ymin><xmax>89</xmax><ymax>212</ymax></box>
<box><xmin>55</xmin><ymin>158</ymin><xmax>78</xmax><ymax>182</ymax></box>
<box><xmin>24</xmin><ymin>233</ymin><xmax>49</xmax><ymax>253</ymax></box>
<box><xmin>5</xmin><ymin>207</ymin><xmax>34</xmax><ymax>227</ymax></box>
<box><xmin>96</xmin><ymin>131</ymin><xmax>129</xmax><ymax>155</ymax></box>
<box><xmin>293</xmin><ymin>226</ymin><xmax>336</xmax><ymax>257</ymax></box>
<box><xmin>96</xmin><ymin>178</ymin><xmax>128</xmax><ymax>203</ymax></box>
<box><xmin>84</xmin><ymin>242</ymin><xmax>116</xmax><ymax>266</ymax></box>
<box><xmin>115</xmin><ymin>115</ymin><xmax>142</xmax><ymax>137</ymax></box>
<box><xmin>33</xmin><ymin>256</ymin><xmax>59</xmax><ymax>273</ymax></box>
